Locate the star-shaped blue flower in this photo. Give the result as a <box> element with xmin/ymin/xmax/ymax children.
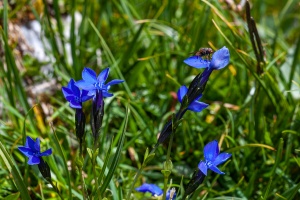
<box><xmin>75</xmin><ymin>67</ymin><xmax>124</xmax><ymax>97</ymax></box>
<box><xmin>177</xmin><ymin>85</ymin><xmax>208</xmax><ymax>112</ymax></box>
<box><xmin>136</xmin><ymin>183</ymin><xmax>163</xmax><ymax>196</ymax></box>
<box><xmin>198</xmin><ymin>140</ymin><xmax>231</xmax><ymax>175</ymax></box>
<box><xmin>135</xmin><ymin>183</ymin><xmax>176</xmax><ymax>199</ymax></box>
<box><xmin>62</xmin><ymin>79</ymin><xmax>93</xmax><ymax>109</ymax></box>
<box><xmin>18</xmin><ymin>136</ymin><xmax>52</xmax><ymax>165</ymax></box>
<box><xmin>184</xmin><ymin>46</ymin><xmax>230</xmax><ymax>69</ymax></box>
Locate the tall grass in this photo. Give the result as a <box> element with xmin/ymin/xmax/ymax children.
<box><xmin>0</xmin><ymin>0</ymin><xmax>300</xmax><ymax>199</ymax></box>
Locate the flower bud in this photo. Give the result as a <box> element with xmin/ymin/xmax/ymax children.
<box><xmin>75</xmin><ymin>108</ymin><xmax>86</xmax><ymax>152</ymax></box>
<box><xmin>38</xmin><ymin>158</ymin><xmax>51</xmax><ymax>181</ymax></box>
<box><xmin>91</xmin><ymin>91</ymin><xmax>104</xmax><ymax>142</ymax></box>
<box><xmin>163</xmin><ymin>160</ymin><xmax>173</xmax><ymax>172</ymax></box>
<box><xmin>183</xmin><ymin>169</ymin><xmax>205</xmax><ymax>198</ymax></box>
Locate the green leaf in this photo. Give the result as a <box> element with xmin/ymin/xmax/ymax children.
<box><xmin>3</xmin><ymin>192</ymin><xmax>20</xmax><ymax>200</ymax></box>
<box><xmin>51</xmin><ymin>128</ymin><xmax>72</xmax><ymax>199</ymax></box>
<box><xmin>87</xmin><ymin>148</ymin><xmax>93</xmax><ymax>159</ymax></box>
<box><xmin>99</xmin><ymin>105</ymin><xmax>130</xmax><ymax>195</ymax></box>
<box><xmin>0</xmin><ymin>141</ymin><xmax>31</xmax><ymax>199</ymax></box>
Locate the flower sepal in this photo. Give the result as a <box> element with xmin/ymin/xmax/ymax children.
<box><xmin>143</xmin><ymin>148</ymin><xmax>155</xmax><ymax>165</ymax></box>
<box><xmin>75</xmin><ymin>108</ymin><xmax>86</xmax><ymax>153</ymax></box>
<box><xmin>183</xmin><ymin>169</ymin><xmax>205</xmax><ymax>198</ymax></box>
<box><xmin>38</xmin><ymin>157</ymin><xmax>51</xmax><ymax>181</ymax></box>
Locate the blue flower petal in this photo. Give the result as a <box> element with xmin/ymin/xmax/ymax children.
<box><xmin>34</xmin><ymin>138</ymin><xmax>40</xmax><ymax>152</ymax></box>
<box><xmin>87</xmin><ymin>90</ymin><xmax>96</xmax><ymax>97</ymax></box>
<box><xmin>69</xmin><ymin>79</ymin><xmax>80</xmax><ymax>97</ymax></box>
<box><xmin>28</xmin><ymin>156</ymin><xmax>40</xmax><ymax>165</ymax></box>
<box><xmin>193</xmin><ymin>94</ymin><xmax>203</xmax><ymax>101</ymax></box>
<box><xmin>135</xmin><ymin>183</ymin><xmax>163</xmax><ymax>196</ymax></box>
<box><xmin>212</xmin><ymin>152</ymin><xmax>232</xmax><ymax>166</ymax></box>
<box><xmin>106</xmin><ymin>79</ymin><xmax>124</xmax><ymax>86</ymax></box>
<box><xmin>97</xmin><ymin>68</ymin><xmax>110</xmax><ymax>82</ymax></box>
<box><xmin>69</xmin><ymin>100</ymin><xmax>82</xmax><ymax>109</ymax></box>
<box><xmin>18</xmin><ymin>147</ymin><xmax>34</xmax><ymax>157</ymax></box>
<box><xmin>198</xmin><ymin>161</ymin><xmax>208</xmax><ymax>175</ymax></box>
<box><xmin>102</xmin><ymin>91</ymin><xmax>113</xmax><ymax>97</ymax></box>
<box><xmin>40</xmin><ymin>148</ymin><xmax>52</xmax><ymax>156</ymax></box>
<box><xmin>188</xmin><ymin>101</ymin><xmax>208</xmax><ymax>112</ymax></box>
<box><xmin>26</xmin><ymin>136</ymin><xmax>36</xmax><ymax>150</ymax></box>
<box><xmin>208</xmin><ymin>165</ymin><xmax>225</xmax><ymax>175</ymax></box>
<box><xmin>82</xmin><ymin>67</ymin><xmax>97</xmax><ymax>83</ymax></box>
<box><xmin>65</xmin><ymin>95</ymin><xmax>76</xmax><ymax>102</ymax></box>
<box><xmin>81</xmin><ymin>90</ymin><xmax>93</xmax><ymax>102</ymax></box>
<box><xmin>75</xmin><ymin>80</ymin><xmax>96</xmax><ymax>90</ymax></box>
<box><xmin>210</xmin><ymin>46</ymin><xmax>230</xmax><ymax>70</ymax></box>
<box><xmin>203</xmin><ymin>140</ymin><xmax>219</xmax><ymax>161</ymax></box>
<box><xmin>184</xmin><ymin>56</ymin><xmax>210</xmax><ymax>68</ymax></box>
<box><xmin>62</xmin><ymin>87</ymin><xmax>74</xmax><ymax>98</ymax></box>
<box><xmin>177</xmin><ymin>85</ymin><xmax>188</xmax><ymax>103</ymax></box>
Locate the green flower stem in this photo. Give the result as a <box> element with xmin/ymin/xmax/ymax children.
<box><xmin>92</xmin><ymin>160</ymin><xmax>99</xmax><ymax>198</ymax></box>
<box><xmin>166</xmin><ymin>131</ymin><xmax>175</xmax><ymax>163</ymax></box>
<box><xmin>79</xmin><ymin>167</ymin><xmax>86</xmax><ymax>200</ymax></box>
<box><xmin>162</xmin><ymin>172</ymin><xmax>169</xmax><ymax>200</ymax></box>
<box><xmin>49</xmin><ymin>180</ymin><xmax>64</xmax><ymax>200</ymax></box>
<box><xmin>126</xmin><ymin>163</ymin><xmax>145</xmax><ymax>199</ymax></box>
<box><xmin>162</xmin><ymin>132</ymin><xmax>174</xmax><ymax>200</ymax></box>
<box><xmin>162</xmin><ymin>104</ymin><xmax>186</xmax><ymax>200</ymax></box>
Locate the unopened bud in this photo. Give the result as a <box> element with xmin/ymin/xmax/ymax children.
<box><xmin>164</xmin><ymin>160</ymin><xmax>173</xmax><ymax>172</ymax></box>
<box><xmin>38</xmin><ymin>158</ymin><xmax>51</xmax><ymax>181</ymax></box>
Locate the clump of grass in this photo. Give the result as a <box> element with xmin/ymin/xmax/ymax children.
<box><xmin>1</xmin><ymin>0</ymin><xmax>300</xmax><ymax>199</ymax></box>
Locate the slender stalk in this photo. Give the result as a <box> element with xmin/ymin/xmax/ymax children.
<box><xmin>126</xmin><ymin>164</ymin><xmax>144</xmax><ymax>199</ymax></box>
<box><xmin>163</xmin><ymin>173</ymin><xmax>169</xmax><ymax>200</ymax></box>
<box><xmin>130</xmin><ymin>99</ymin><xmax>186</xmax><ymax>199</ymax></box>
<box><xmin>162</xmin><ymin>132</ymin><xmax>175</xmax><ymax>200</ymax></box>
<box><xmin>80</xmin><ymin>167</ymin><xmax>86</xmax><ymax>200</ymax></box>
<box><xmin>92</xmin><ymin>144</ymin><xmax>99</xmax><ymax>199</ymax></box>
<box><xmin>166</xmin><ymin>133</ymin><xmax>175</xmax><ymax>162</ymax></box>
<box><xmin>49</xmin><ymin>181</ymin><xmax>64</xmax><ymax>200</ymax></box>
<box><xmin>92</xmin><ymin>162</ymin><xmax>98</xmax><ymax>195</ymax></box>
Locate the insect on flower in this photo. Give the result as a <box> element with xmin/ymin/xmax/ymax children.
<box><xmin>194</xmin><ymin>47</ymin><xmax>214</xmax><ymax>60</ymax></box>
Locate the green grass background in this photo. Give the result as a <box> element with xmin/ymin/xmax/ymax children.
<box><xmin>0</xmin><ymin>0</ymin><xmax>300</xmax><ymax>199</ymax></box>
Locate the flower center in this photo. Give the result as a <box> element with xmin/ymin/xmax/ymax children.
<box><xmin>206</xmin><ymin>160</ymin><xmax>213</xmax><ymax>168</ymax></box>
<box><xmin>75</xmin><ymin>96</ymin><xmax>81</xmax><ymax>103</ymax></box>
<box><xmin>94</xmin><ymin>82</ymin><xmax>105</xmax><ymax>90</ymax></box>
<box><xmin>33</xmin><ymin>152</ymin><xmax>41</xmax><ymax>157</ymax></box>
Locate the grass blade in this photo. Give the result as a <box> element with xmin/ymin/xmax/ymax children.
<box><xmin>0</xmin><ymin>141</ymin><xmax>31</xmax><ymax>199</ymax></box>
<box><xmin>99</xmin><ymin>105</ymin><xmax>130</xmax><ymax>196</ymax></box>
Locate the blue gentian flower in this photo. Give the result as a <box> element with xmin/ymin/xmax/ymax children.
<box><xmin>155</xmin><ymin>86</ymin><xmax>208</xmax><ymax>146</ymax></box>
<box><xmin>62</xmin><ymin>79</ymin><xmax>90</xmax><ymax>152</ymax></box>
<box><xmin>184</xmin><ymin>46</ymin><xmax>230</xmax><ymax>69</ymax></box>
<box><xmin>184</xmin><ymin>47</ymin><xmax>230</xmax><ymax>104</ymax></box>
<box><xmin>18</xmin><ymin>136</ymin><xmax>52</xmax><ymax>165</ymax></box>
<box><xmin>75</xmin><ymin>67</ymin><xmax>124</xmax><ymax>98</ymax></box>
<box><xmin>62</xmin><ymin>79</ymin><xmax>92</xmax><ymax>109</ymax></box>
<box><xmin>177</xmin><ymin>85</ymin><xmax>208</xmax><ymax>112</ymax></box>
<box><xmin>183</xmin><ymin>140</ymin><xmax>231</xmax><ymax>198</ymax></box>
<box><xmin>135</xmin><ymin>183</ymin><xmax>176</xmax><ymax>199</ymax></box>
<box><xmin>75</xmin><ymin>67</ymin><xmax>124</xmax><ymax>143</ymax></box>
<box><xmin>198</xmin><ymin>140</ymin><xmax>231</xmax><ymax>175</ymax></box>
<box><xmin>136</xmin><ymin>183</ymin><xmax>163</xmax><ymax>196</ymax></box>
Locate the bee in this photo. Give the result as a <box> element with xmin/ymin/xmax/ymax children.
<box><xmin>194</xmin><ymin>48</ymin><xmax>214</xmax><ymax>59</ymax></box>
